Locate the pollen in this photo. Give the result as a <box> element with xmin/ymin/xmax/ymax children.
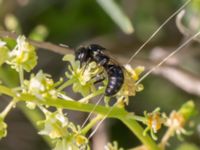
<box><xmin>166</xmin><ymin>111</ymin><xmax>185</xmax><ymax>130</ymax></box>
<box><xmin>75</xmin><ymin>135</ymin><xmax>88</xmax><ymax>146</ymax></box>
<box><xmin>124</xmin><ymin>64</ymin><xmax>144</xmax><ymax>81</ymax></box>
<box><xmin>147</xmin><ymin>112</ymin><xmax>163</xmax><ymax>133</ymax></box>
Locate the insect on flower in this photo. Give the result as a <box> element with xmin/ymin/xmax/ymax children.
<box><xmin>73</xmin><ymin>0</ymin><xmax>200</xmax><ymax>141</ymax></box>
<box><xmin>75</xmin><ymin>44</ymin><xmax>143</xmax><ymax>98</ymax></box>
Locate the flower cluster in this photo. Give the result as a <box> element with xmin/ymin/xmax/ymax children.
<box><xmin>23</xmin><ymin>71</ymin><xmax>58</xmax><ymax>99</ymax></box>
<box><xmin>0</xmin><ymin>36</ymin><xmax>197</xmax><ymax>150</ymax></box>
<box><xmin>143</xmin><ymin>101</ymin><xmax>196</xmax><ymax>142</ymax></box>
<box><xmin>165</xmin><ymin>101</ymin><xmax>196</xmax><ymax>138</ymax></box>
<box><xmin>6</xmin><ymin>36</ymin><xmax>37</xmax><ymax>72</ymax></box>
<box><xmin>143</xmin><ymin>108</ymin><xmax>166</xmax><ymax>140</ymax></box>
<box><xmin>38</xmin><ymin>109</ymin><xmax>89</xmax><ymax>150</ymax></box>
<box><xmin>22</xmin><ymin>71</ymin><xmax>59</xmax><ymax>109</ymax></box>
<box><xmin>116</xmin><ymin>64</ymin><xmax>144</xmax><ymax>106</ymax></box>
<box><xmin>0</xmin><ymin>116</ymin><xmax>7</xmax><ymax>139</ymax></box>
<box><xmin>63</xmin><ymin>54</ymin><xmax>103</xmax><ymax>97</ymax></box>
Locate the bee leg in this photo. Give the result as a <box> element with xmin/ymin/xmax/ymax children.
<box><xmin>98</xmin><ymin>58</ymin><xmax>108</xmax><ymax>66</ymax></box>
<box><xmin>81</xmin><ymin>58</ymin><xmax>91</xmax><ymax>74</ymax></box>
<box><xmin>94</xmin><ymin>76</ymin><xmax>105</xmax><ymax>85</ymax></box>
<box><xmin>91</xmin><ymin>70</ymin><xmax>105</xmax><ymax>83</ymax></box>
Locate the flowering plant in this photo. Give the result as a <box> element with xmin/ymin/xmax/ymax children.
<box><xmin>0</xmin><ymin>36</ymin><xmax>197</xmax><ymax>150</ymax></box>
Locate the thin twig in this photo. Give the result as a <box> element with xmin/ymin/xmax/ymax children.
<box><xmin>0</xmin><ymin>30</ymin><xmax>74</xmax><ymax>54</ymax></box>
<box><xmin>1</xmin><ymin>30</ymin><xmax>200</xmax><ymax>97</ymax></box>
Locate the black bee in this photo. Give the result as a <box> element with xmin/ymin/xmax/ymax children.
<box><xmin>75</xmin><ymin>44</ymin><xmax>124</xmax><ymax>96</ymax></box>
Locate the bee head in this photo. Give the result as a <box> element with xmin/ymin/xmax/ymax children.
<box><xmin>75</xmin><ymin>47</ymin><xmax>90</xmax><ymax>65</ymax></box>
<box><xmin>88</xmin><ymin>44</ymin><xmax>106</xmax><ymax>52</ymax></box>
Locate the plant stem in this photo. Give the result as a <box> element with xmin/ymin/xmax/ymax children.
<box><xmin>160</xmin><ymin>127</ymin><xmax>174</xmax><ymax>150</ymax></box>
<box><xmin>132</xmin><ymin>114</ymin><xmax>147</xmax><ymax>123</ymax></box>
<box><xmin>79</xmin><ymin>88</ymin><xmax>105</xmax><ymax>103</ymax></box>
<box><xmin>0</xmin><ymin>99</ymin><xmax>17</xmax><ymax>119</ymax></box>
<box><xmin>0</xmin><ymin>85</ymin><xmax>15</xmax><ymax>97</ymax></box>
<box><xmin>19</xmin><ymin>65</ymin><xmax>24</xmax><ymax>87</ymax></box>
<box><xmin>81</xmin><ymin>115</ymin><xmax>103</xmax><ymax>135</ymax></box>
<box><xmin>121</xmin><ymin>115</ymin><xmax>160</xmax><ymax>150</ymax></box>
<box><xmin>57</xmin><ymin>78</ymin><xmax>75</xmax><ymax>91</ymax></box>
<box><xmin>0</xmin><ymin>85</ymin><xmax>159</xmax><ymax>150</ymax></box>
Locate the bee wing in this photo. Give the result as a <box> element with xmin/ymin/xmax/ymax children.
<box><xmin>101</xmin><ymin>49</ymin><xmax>121</xmax><ymax>65</ymax></box>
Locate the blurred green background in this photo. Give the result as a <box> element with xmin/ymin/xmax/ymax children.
<box><xmin>0</xmin><ymin>0</ymin><xmax>200</xmax><ymax>150</ymax></box>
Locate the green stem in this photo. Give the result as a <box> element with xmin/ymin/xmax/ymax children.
<box><xmin>21</xmin><ymin>95</ymin><xmax>160</xmax><ymax>149</ymax></box>
<box><xmin>0</xmin><ymin>85</ymin><xmax>15</xmax><ymax>97</ymax></box>
<box><xmin>79</xmin><ymin>87</ymin><xmax>105</xmax><ymax>103</ymax></box>
<box><xmin>81</xmin><ymin>115</ymin><xmax>103</xmax><ymax>135</ymax></box>
<box><xmin>57</xmin><ymin>78</ymin><xmax>75</xmax><ymax>91</ymax></box>
<box><xmin>19</xmin><ymin>65</ymin><xmax>24</xmax><ymax>87</ymax></box>
<box><xmin>160</xmin><ymin>127</ymin><xmax>174</xmax><ymax>150</ymax></box>
<box><xmin>121</xmin><ymin>114</ymin><xmax>160</xmax><ymax>150</ymax></box>
<box><xmin>0</xmin><ymin>99</ymin><xmax>17</xmax><ymax>119</ymax></box>
<box><xmin>0</xmin><ymin>85</ymin><xmax>160</xmax><ymax>150</ymax></box>
<box><xmin>132</xmin><ymin>114</ymin><xmax>147</xmax><ymax>123</ymax></box>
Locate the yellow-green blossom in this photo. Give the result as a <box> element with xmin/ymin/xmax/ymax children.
<box><xmin>23</xmin><ymin>71</ymin><xmax>58</xmax><ymax>101</ymax></box>
<box><xmin>104</xmin><ymin>141</ymin><xmax>124</xmax><ymax>150</ymax></box>
<box><xmin>6</xmin><ymin>36</ymin><xmax>37</xmax><ymax>72</ymax></box>
<box><xmin>63</xmin><ymin>54</ymin><xmax>103</xmax><ymax>97</ymax></box>
<box><xmin>0</xmin><ymin>117</ymin><xmax>7</xmax><ymax>139</ymax></box>
<box><xmin>116</xmin><ymin>64</ymin><xmax>144</xmax><ymax>105</ymax></box>
<box><xmin>38</xmin><ymin>110</ymin><xmax>89</xmax><ymax>149</ymax></box>
<box><xmin>143</xmin><ymin>108</ymin><xmax>166</xmax><ymax>140</ymax></box>
<box><xmin>165</xmin><ymin>101</ymin><xmax>196</xmax><ymax>136</ymax></box>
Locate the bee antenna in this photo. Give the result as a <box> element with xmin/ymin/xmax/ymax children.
<box><xmin>81</xmin><ymin>95</ymin><xmax>104</xmax><ymax>128</ymax></box>
<box><xmin>136</xmin><ymin>30</ymin><xmax>200</xmax><ymax>85</ymax></box>
<box><xmin>127</xmin><ymin>0</ymin><xmax>191</xmax><ymax>64</ymax></box>
<box><xmin>59</xmin><ymin>43</ymin><xmax>69</xmax><ymax>48</ymax></box>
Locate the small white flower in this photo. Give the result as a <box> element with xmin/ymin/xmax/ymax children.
<box><xmin>55</xmin><ymin>113</ymin><xmax>68</xmax><ymax>127</ymax></box>
<box><xmin>165</xmin><ymin>111</ymin><xmax>185</xmax><ymax>135</ymax></box>
<box><xmin>0</xmin><ymin>40</ymin><xmax>6</xmax><ymax>47</ymax></box>
<box><xmin>29</xmin><ymin>78</ymin><xmax>45</xmax><ymax>91</ymax></box>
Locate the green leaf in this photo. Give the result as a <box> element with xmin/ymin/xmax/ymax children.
<box><xmin>178</xmin><ymin>100</ymin><xmax>197</xmax><ymax>121</ymax></box>
<box><xmin>0</xmin><ymin>46</ymin><xmax>9</xmax><ymax>66</ymax></box>
<box><xmin>97</xmin><ymin>0</ymin><xmax>134</xmax><ymax>34</ymax></box>
<box><xmin>2</xmin><ymin>37</ymin><xmax>16</xmax><ymax>50</ymax></box>
<box><xmin>29</xmin><ymin>25</ymin><xmax>48</xmax><ymax>41</ymax></box>
<box><xmin>0</xmin><ymin>66</ymin><xmax>19</xmax><ymax>87</ymax></box>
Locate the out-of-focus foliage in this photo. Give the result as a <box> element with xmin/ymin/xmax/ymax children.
<box><xmin>0</xmin><ymin>0</ymin><xmax>200</xmax><ymax>150</ymax></box>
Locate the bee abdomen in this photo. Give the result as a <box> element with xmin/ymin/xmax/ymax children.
<box><xmin>105</xmin><ymin>65</ymin><xmax>124</xmax><ymax>96</ymax></box>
